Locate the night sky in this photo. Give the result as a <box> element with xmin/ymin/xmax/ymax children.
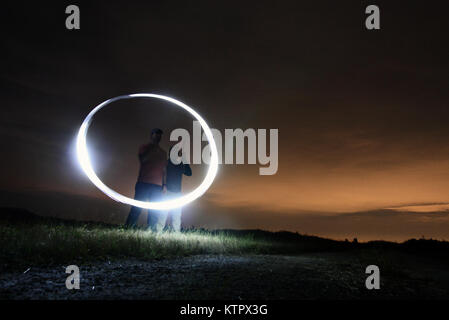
<box><xmin>1</xmin><ymin>1</ymin><xmax>449</xmax><ymax>241</ymax></box>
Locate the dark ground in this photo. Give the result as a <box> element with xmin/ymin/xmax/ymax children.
<box><xmin>1</xmin><ymin>252</ymin><xmax>449</xmax><ymax>299</ymax></box>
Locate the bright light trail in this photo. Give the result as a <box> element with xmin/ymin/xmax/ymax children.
<box><xmin>76</xmin><ymin>93</ymin><xmax>219</xmax><ymax>210</ymax></box>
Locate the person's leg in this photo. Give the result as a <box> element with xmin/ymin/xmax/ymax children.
<box><xmin>152</xmin><ymin>209</ymin><xmax>168</xmax><ymax>232</ymax></box>
<box><xmin>171</xmin><ymin>206</ymin><xmax>182</xmax><ymax>232</ymax></box>
<box><xmin>168</xmin><ymin>191</ymin><xmax>182</xmax><ymax>232</ymax></box>
<box><xmin>147</xmin><ymin>185</ymin><xmax>167</xmax><ymax>232</ymax></box>
<box><xmin>125</xmin><ymin>182</ymin><xmax>147</xmax><ymax>228</ymax></box>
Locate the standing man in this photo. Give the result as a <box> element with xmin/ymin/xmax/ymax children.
<box><xmin>125</xmin><ymin>128</ymin><xmax>167</xmax><ymax>230</ymax></box>
<box><xmin>164</xmin><ymin>146</ymin><xmax>192</xmax><ymax>232</ymax></box>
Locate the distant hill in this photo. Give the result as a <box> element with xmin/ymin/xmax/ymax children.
<box><xmin>0</xmin><ymin>207</ymin><xmax>45</xmax><ymax>223</ymax></box>
<box><xmin>0</xmin><ymin>206</ymin><xmax>115</xmax><ymax>227</ymax></box>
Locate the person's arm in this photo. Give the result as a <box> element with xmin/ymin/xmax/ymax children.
<box><xmin>138</xmin><ymin>145</ymin><xmax>148</xmax><ymax>163</ymax></box>
<box><xmin>183</xmin><ymin>163</ymin><xmax>192</xmax><ymax>176</ymax></box>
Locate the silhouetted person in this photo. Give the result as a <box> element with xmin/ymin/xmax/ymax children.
<box><xmin>162</xmin><ymin>146</ymin><xmax>192</xmax><ymax>232</ymax></box>
<box><xmin>125</xmin><ymin>128</ymin><xmax>167</xmax><ymax>230</ymax></box>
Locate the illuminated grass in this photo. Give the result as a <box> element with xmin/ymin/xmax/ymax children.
<box><xmin>0</xmin><ymin>222</ymin><xmax>286</xmax><ymax>268</ymax></box>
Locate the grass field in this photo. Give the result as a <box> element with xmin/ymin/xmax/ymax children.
<box><xmin>1</xmin><ymin>206</ymin><xmax>449</xmax><ymax>271</ymax></box>
<box><xmin>0</xmin><ymin>207</ymin><xmax>354</xmax><ymax>270</ymax></box>
<box><xmin>0</xmin><ymin>223</ymin><xmax>277</xmax><ymax>267</ymax></box>
<box><xmin>0</xmin><ymin>210</ymin><xmax>337</xmax><ymax>269</ymax></box>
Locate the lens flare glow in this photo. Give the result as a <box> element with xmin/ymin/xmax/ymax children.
<box><xmin>76</xmin><ymin>93</ymin><xmax>219</xmax><ymax>210</ymax></box>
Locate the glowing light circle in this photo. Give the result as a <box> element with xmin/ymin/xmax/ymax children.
<box><xmin>76</xmin><ymin>93</ymin><xmax>219</xmax><ymax>210</ymax></box>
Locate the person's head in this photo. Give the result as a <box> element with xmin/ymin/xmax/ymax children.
<box><xmin>150</xmin><ymin>128</ymin><xmax>163</xmax><ymax>145</ymax></box>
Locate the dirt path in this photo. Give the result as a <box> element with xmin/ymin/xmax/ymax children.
<box><xmin>1</xmin><ymin>253</ymin><xmax>448</xmax><ymax>299</ymax></box>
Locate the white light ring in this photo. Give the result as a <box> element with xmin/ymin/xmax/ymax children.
<box><xmin>76</xmin><ymin>93</ymin><xmax>219</xmax><ymax>210</ymax></box>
